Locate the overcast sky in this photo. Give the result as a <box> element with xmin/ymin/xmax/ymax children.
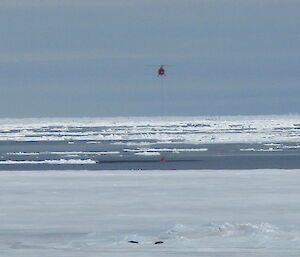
<box><xmin>0</xmin><ymin>0</ymin><xmax>299</xmax><ymax>118</ymax></box>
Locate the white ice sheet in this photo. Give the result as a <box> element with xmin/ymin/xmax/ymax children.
<box><xmin>0</xmin><ymin>169</ymin><xmax>300</xmax><ymax>256</ymax></box>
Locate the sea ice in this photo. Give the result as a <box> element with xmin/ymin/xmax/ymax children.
<box><xmin>0</xmin><ymin>169</ymin><xmax>300</xmax><ymax>256</ymax></box>
<box><xmin>1</xmin><ymin>115</ymin><xmax>300</xmax><ymax>144</ymax></box>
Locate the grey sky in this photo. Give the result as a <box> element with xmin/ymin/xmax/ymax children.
<box><xmin>0</xmin><ymin>0</ymin><xmax>299</xmax><ymax>117</ymax></box>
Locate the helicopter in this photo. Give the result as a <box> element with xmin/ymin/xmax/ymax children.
<box><xmin>158</xmin><ymin>65</ymin><xmax>166</xmax><ymax>76</ymax></box>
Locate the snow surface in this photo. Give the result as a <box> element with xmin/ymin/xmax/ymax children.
<box><xmin>1</xmin><ymin>169</ymin><xmax>300</xmax><ymax>256</ymax></box>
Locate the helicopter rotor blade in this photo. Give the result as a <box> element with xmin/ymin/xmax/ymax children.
<box><xmin>144</xmin><ymin>64</ymin><xmax>174</xmax><ymax>67</ymax></box>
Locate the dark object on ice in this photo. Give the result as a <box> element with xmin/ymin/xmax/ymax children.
<box><xmin>154</xmin><ymin>241</ymin><xmax>164</xmax><ymax>245</ymax></box>
<box><xmin>128</xmin><ymin>240</ymin><xmax>139</xmax><ymax>244</ymax></box>
<box><xmin>160</xmin><ymin>157</ymin><xmax>166</xmax><ymax>162</ymax></box>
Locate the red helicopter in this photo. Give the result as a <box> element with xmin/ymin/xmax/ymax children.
<box><xmin>158</xmin><ymin>65</ymin><xmax>166</xmax><ymax>76</ymax></box>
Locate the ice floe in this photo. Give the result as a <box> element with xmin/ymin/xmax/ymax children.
<box><xmin>0</xmin><ymin>159</ymin><xmax>96</xmax><ymax>164</ymax></box>
<box><xmin>124</xmin><ymin>148</ymin><xmax>208</xmax><ymax>153</ymax></box>
<box><xmin>6</xmin><ymin>151</ymin><xmax>120</xmax><ymax>156</ymax></box>
<box><xmin>240</xmin><ymin>148</ymin><xmax>283</xmax><ymax>152</ymax></box>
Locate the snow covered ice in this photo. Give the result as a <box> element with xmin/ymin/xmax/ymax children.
<box><xmin>1</xmin><ymin>169</ymin><xmax>300</xmax><ymax>256</ymax></box>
